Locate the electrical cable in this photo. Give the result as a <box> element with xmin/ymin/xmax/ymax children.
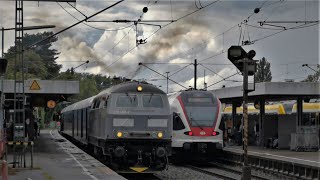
<box><xmin>56</xmin><ymin>2</ymin><xmax>133</xmax><ymax>32</ymax></box>
<box><xmin>169</xmin><ymin>63</ymin><xmax>193</xmax><ymax>77</ymax></box>
<box><xmin>199</xmin><ymin>51</ymin><xmax>225</xmax><ymax>62</ymax></box>
<box><xmin>139</xmin><ymin>63</ymin><xmax>188</xmax><ymax>89</ymax></box>
<box><xmin>144</xmin><ymin>0</ymin><xmax>220</xmax><ymax>41</ymax></box>
<box><xmin>198</xmin><ymin>63</ymin><xmax>225</xmax><ymax>79</ymax></box>
<box><xmin>206</xmin><ymin>71</ymin><xmax>241</xmax><ymax>89</ymax></box>
<box><xmin>250</xmin><ymin>22</ymin><xmax>319</xmax><ymax>44</ymax></box>
<box><xmin>105</xmin><ymin>1</ymin><xmax>220</xmax><ymax>69</ymax></box>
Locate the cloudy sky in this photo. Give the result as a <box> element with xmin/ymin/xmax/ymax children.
<box><xmin>0</xmin><ymin>0</ymin><xmax>319</xmax><ymax>92</ymax></box>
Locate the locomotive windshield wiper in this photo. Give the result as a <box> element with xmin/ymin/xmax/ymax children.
<box><xmin>189</xmin><ymin>112</ymin><xmax>204</xmax><ymax>130</ymax></box>
<box><xmin>126</xmin><ymin>92</ymin><xmax>133</xmax><ymax>104</ymax></box>
<box><xmin>149</xmin><ymin>93</ymin><xmax>154</xmax><ymax>103</ymax></box>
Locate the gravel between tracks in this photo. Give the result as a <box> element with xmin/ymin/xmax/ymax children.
<box><xmin>154</xmin><ymin>165</ymin><xmax>224</xmax><ymax>180</ymax></box>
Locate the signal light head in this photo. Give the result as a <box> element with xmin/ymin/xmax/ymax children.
<box><xmin>247</xmin><ymin>50</ymin><xmax>256</xmax><ymax>59</ymax></box>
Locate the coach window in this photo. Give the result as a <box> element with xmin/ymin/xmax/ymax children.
<box><xmin>103</xmin><ymin>96</ymin><xmax>109</xmax><ymax>108</ymax></box>
<box><xmin>93</xmin><ymin>99</ymin><xmax>100</xmax><ymax>109</ymax></box>
<box><xmin>91</xmin><ymin>100</ymin><xmax>97</xmax><ymax>109</ymax></box>
<box><xmin>173</xmin><ymin>112</ymin><xmax>185</xmax><ymax>130</ymax></box>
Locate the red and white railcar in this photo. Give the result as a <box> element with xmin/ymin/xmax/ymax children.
<box><xmin>168</xmin><ymin>90</ymin><xmax>223</xmax><ymax>154</ymax></box>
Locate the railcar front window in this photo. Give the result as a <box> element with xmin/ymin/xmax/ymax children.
<box><xmin>143</xmin><ymin>95</ymin><xmax>164</xmax><ymax>108</ymax></box>
<box><xmin>116</xmin><ymin>95</ymin><xmax>138</xmax><ymax>107</ymax></box>
<box><xmin>185</xmin><ymin>106</ymin><xmax>218</xmax><ymax>127</ymax></box>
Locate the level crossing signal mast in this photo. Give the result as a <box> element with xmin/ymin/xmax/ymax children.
<box><xmin>227</xmin><ymin>46</ymin><xmax>258</xmax><ymax>180</ymax></box>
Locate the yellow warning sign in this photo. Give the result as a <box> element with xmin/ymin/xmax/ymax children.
<box><xmin>30</xmin><ymin>80</ymin><xmax>41</xmax><ymax>90</ymax></box>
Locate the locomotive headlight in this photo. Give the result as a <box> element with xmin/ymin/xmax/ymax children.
<box><xmin>117</xmin><ymin>131</ymin><xmax>123</xmax><ymax>138</ymax></box>
<box><xmin>137</xmin><ymin>85</ymin><xmax>143</xmax><ymax>92</ymax></box>
<box><xmin>157</xmin><ymin>132</ymin><xmax>163</xmax><ymax>138</ymax></box>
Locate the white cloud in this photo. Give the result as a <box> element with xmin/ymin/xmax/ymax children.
<box><xmin>0</xmin><ymin>0</ymin><xmax>318</xmax><ymax>87</ymax></box>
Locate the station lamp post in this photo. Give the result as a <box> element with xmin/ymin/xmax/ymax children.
<box><xmin>228</xmin><ymin>46</ymin><xmax>258</xmax><ymax>180</ymax></box>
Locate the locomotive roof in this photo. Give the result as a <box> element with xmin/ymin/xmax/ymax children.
<box><xmin>98</xmin><ymin>81</ymin><xmax>165</xmax><ymax>95</ymax></box>
<box><xmin>61</xmin><ymin>81</ymin><xmax>165</xmax><ymax>113</ymax></box>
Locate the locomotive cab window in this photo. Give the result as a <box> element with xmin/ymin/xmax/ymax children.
<box><xmin>143</xmin><ymin>94</ymin><xmax>164</xmax><ymax>108</ymax></box>
<box><xmin>104</xmin><ymin>97</ymin><xmax>109</xmax><ymax>108</ymax></box>
<box><xmin>116</xmin><ymin>94</ymin><xmax>138</xmax><ymax>107</ymax></box>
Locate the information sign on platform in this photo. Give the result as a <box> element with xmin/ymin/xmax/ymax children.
<box><xmin>47</xmin><ymin>100</ymin><xmax>56</xmax><ymax>109</ymax></box>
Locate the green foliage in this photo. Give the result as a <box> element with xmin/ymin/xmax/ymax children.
<box><xmin>4</xmin><ymin>32</ymin><xmax>61</xmax><ymax>80</ymax></box>
<box><xmin>5</xmin><ymin>49</ymin><xmax>48</xmax><ymax>79</ymax></box>
<box><xmin>3</xmin><ymin>31</ymin><xmax>127</xmax><ymax>123</ymax></box>
<box><xmin>24</xmin><ymin>32</ymin><xmax>61</xmax><ymax>78</ymax></box>
<box><xmin>254</xmin><ymin>57</ymin><xmax>272</xmax><ymax>83</ymax></box>
<box><xmin>66</xmin><ymin>73</ymin><xmax>126</xmax><ymax>102</ymax></box>
<box><xmin>302</xmin><ymin>66</ymin><xmax>320</xmax><ymax>82</ymax></box>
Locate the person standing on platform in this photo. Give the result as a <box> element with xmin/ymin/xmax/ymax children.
<box><xmin>34</xmin><ymin>120</ymin><xmax>38</xmax><ymax>139</ymax></box>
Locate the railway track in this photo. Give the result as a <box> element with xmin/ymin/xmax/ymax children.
<box><xmin>218</xmin><ymin>151</ymin><xmax>319</xmax><ymax>180</ymax></box>
<box><xmin>183</xmin><ymin>162</ymin><xmax>270</xmax><ymax>180</ymax></box>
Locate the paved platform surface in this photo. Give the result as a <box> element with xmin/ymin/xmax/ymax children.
<box><xmin>6</xmin><ymin>129</ymin><xmax>126</xmax><ymax>180</ymax></box>
<box><xmin>224</xmin><ymin>145</ymin><xmax>320</xmax><ymax>168</ymax></box>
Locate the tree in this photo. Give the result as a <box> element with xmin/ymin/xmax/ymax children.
<box><xmin>4</xmin><ymin>32</ymin><xmax>60</xmax><ymax>79</ymax></box>
<box><xmin>5</xmin><ymin>47</ymin><xmax>48</xmax><ymax>79</ymax></box>
<box><xmin>255</xmin><ymin>57</ymin><xmax>272</xmax><ymax>83</ymax></box>
<box><xmin>302</xmin><ymin>65</ymin><xmax>320</xmax><ymax>82</ymax></box>
<box><xmin>23</xmin><ymin>32</ymin><xmax>61</xmax><ymax>78</ymax></box>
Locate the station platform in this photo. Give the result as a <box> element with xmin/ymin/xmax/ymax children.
<box><xmin>224</xmin><ymin>145</ymin><xmax>320</xmax><ymax>168</ymax></box>
<box><xmin>5</xmin><ymin>129</ymin><xmax>126</xmax><ymax>180</ymax></box>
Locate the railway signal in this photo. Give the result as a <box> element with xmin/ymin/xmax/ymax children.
<box><xmin>228</xmin><ymin>46</ymin><xmax>258</xmax><ymax>180</ymax></box>
<box><xmin>228</xmin><ymin>46</ymin><xmax>257</xmax><ymax>76</ymax></box>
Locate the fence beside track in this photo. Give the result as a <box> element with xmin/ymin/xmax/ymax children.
<box><xmin>218</xmin><ymin>150</ymin><xmax>319</xmax><ymax>180</ymax></box>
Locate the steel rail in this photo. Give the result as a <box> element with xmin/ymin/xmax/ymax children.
<box><xmin>184</xmin><ymin>164</ymin><xmax>238</xmax><ymax>180</ymax></box>
<box><xmin>208</xmin><ymin>162</ymin><xmax>270</xmax><ymax>180</ymax></box>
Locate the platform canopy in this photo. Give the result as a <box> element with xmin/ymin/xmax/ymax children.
<box><xmin>14</xmin><ymin>0</ymin><xmax>76</xmax><ymax>2</ymax></box>
<box><xmin>1</xmin><ymin>79</ymin><xmax>79</xmax><ymax>107</ymax></box>
<box><xmin>211</xmin><ymin>82</ymin><xmax>320</xmax><ymax>103</ymax></box>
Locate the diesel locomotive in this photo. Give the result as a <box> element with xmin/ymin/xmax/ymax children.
<box><xmin>61</xmin><ymin>81</ymin><xmax>172</xmax><ymax>173</ymax></box>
